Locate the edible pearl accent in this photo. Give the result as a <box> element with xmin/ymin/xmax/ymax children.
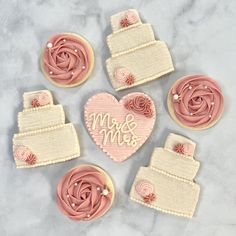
<box><xmin>190</xmin><ymin>113</ymin><xmax>193</xmax><ymax>116</ymax></box>
<box><xmin>97</xmin><ymin>187</ymin><xmax>100</xmax><ymax>191</ymax></box>
<box><xmin>67</xmin><ymin>194</ymin><xmax>69</xmax><ymax>198</ymax></box>
<box><xmin>189</xmin><ymin>86</ymin><xmax>192</xmax><ymax>89</ymax></box>
<box><xmin>82</xmin><ymin>66</ymin><xmax>86</xmax><ymax>69</ymax></box>
<box><xmin>71</xmin><ymin>203</ymin><xmax>75</xmax><ymax>207</ymax></box>
<box><xmin>63</xmin><ymin>39</ymin><xmax>66</xmax><ymax>42</ymax></box>
<box><xmin>173</xmin><ymin>94</ymin><xmax>179</xmax><ymax>100</ymax></box>
<box><xmin>211</xmin><ymin>102</ymin><xmax>214</xmax><ymax>105</ymax></box>
<box><xmin>209</xmin><ymin>114</ymin><xmax>212</xmax><ymax>118</ymax></box>
<box><xmin>74</xmin><ymin>49</ymin><xmax>78</xmax><ymax>52</ymax></box>
<box><xmin>204</xmin><ymin>85</ymin><xmax>208</xmax><ymax>89</ymax></box>
<box><xmin>87</xmin><ymin>214</ymin><xmax>90</xmax><ymax>218</ymax></box>
<box><xmin>74</xmin><ymin>182</ymin><xmax>77</xmax><ymax>186</ymax></box>
<box><xmin>47</xmin><ymin>42</ymin><xmax>53</xmax><ymax>48</ymax></box>
<box><xmin>71</xmin><ymin>71</ymin><xmax>74</xmax><ymax>75</ymax></box>
<box><xmin>102</xmin><ymin>189</ymin><xmax>109</xmax><ymax>196</ymax></box>
<box><xmin>49</xmin><ymin>71</ymin><xmax>53</xmax><ymax>75</ymax></box>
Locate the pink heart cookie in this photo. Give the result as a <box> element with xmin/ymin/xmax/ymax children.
<box><xmin>84</xmin><ymin>92</ymin><xmax>156</xmax><ymax>162</ymax></box>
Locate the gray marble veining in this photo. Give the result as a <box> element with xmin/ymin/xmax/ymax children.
<box><xmin>0</xmin><ymin>0</ymin><xmax>236</xmax><ymax>235</ymax></box>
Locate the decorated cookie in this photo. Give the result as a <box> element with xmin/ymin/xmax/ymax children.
<box><xmin>167</xmin><ymin>75</ymin><xmax>224</xmax><ymax>130</ymax></box>
<box><xmin>13</xmin><ymin>90</ymin><xmax>80</xmax><ymax>168</ymax></box>
<box><xmin>84</xmin><ymin>92</ymin><xmax>156</xmax><ymax>162</ymax></box>
<box><xmin>41</xmin><ymin>33</ymin><xmax>94</xmax><ymax>88</ymax></box>
<box><xmin>57</xmin><ymin>165</ymin><xmax>115</xmax><ymax>221</ymax></box>
<box><xmin>106</xmin><ymin>9</ymin><xmax>174</xmax><ymax>91</ymax></box>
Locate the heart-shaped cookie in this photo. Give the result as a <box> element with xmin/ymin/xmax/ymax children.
<box><xmin>84</xmin><ymin>92</ymin><xmax>156</xmax><ymax>162</ymax></box>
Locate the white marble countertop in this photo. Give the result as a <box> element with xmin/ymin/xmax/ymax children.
<box><xmin>1</xmin><ymin>0</ymin><xmax>236</xmax><ymax>235</ymax></box>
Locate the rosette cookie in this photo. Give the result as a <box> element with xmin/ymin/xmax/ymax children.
<box><xmin>41</xmin><ymin>33</ymin><xmax>94</xmax><ymax>87</ymax></box>
<box><xmin>167</xmin><ymin>75</ymin><xmax>224</xmax><ymax>130</ymax></box>
<box><xmin>57</xmin><ymin>165</ymin><xmax>115</xmax><ymax>221</ymax></box>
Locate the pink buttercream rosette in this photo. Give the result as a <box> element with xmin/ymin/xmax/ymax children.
<box><xmin>169</xmin><ymin>75</ymin><xmax>224</xmax><ymax>129</ymax></box>
<box><xmin>42</xmin><ymin>33</ymin><xmax>94</xmax><ymax>87</ymax></box>
<box><xmin>57</xmin><ymin>165</ymin><xmax>114</xmax><ymax>221</ymax></box>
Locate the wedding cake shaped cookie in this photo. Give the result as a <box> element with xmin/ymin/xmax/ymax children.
<box><xmin>130</xmin><ymin>133</ymin><xmax>200</xmax><ymax>218</ymax></box>
<box><xmin>106</xmin><ymin>9</ymin><xmax>174</xmax><ymax>91</ymax></box>
<box><xmin>13</xmin><ymin>90</ymin><xmax>80</xmax><ymax>168</ymax></box>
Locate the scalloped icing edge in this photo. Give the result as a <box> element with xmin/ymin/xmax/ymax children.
<box><xmin>84</xmin><ymin>92</ymin><xmax>156</xmax><ymax>162</ymax></box>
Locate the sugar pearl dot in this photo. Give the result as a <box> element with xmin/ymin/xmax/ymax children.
<box><xmin>49</xmin><ymin>71</ymin><xmax>53</xmax><ymax>75</ymax></box>
<box><xmin>173</xmin><ymin>94</ymin><xmax>179</xmax><ymax>100</ymax></box>
<box><xmin>190</xmin><ymin>113</ymin><xmax>193</xmax><ymax>116</ymax></box>
<box><xmin>71</xmin><ymin>203</ymin><xmax>75</xmax><ymax>207</ymax></box>
<box><xmin>47</xmin><ymin>42</ymin><xmax>53</xmax><ymax>48</ymax></box>
<box><xmin>82</xmin><ymin>66</ymin><xmax>86</xmax><ymax>69</ymax></box>
<box><xmin>211</xmin><ymin>102</ymin><xmax>214</xmax><ymax>105</ymax></box>
<box><xmin>71</xmin><ymin>71</ymin><xmax>74</xmax><ymax>75</ymax></box>
<box><xmin>189</xmin><ymin>86</ymin><xmax>192</xmax><ymax>90</ymax></box>
<box><xmin>63</xmin><ymin>39</ymin><xmax>66</xmax><ymax>42</ymax></box>
<box><xmin>74</xmin><ymin>182</ymin><xmax>77</xmax><ymax>186</ymax></box>
<box><xmin>87</xmin><ymin>214</ymin><xmax>90</xmax><ymax>218</ymax></box>
<box><xmin>204</xmin><ymin>85</ymin><xmax>208</xmax><ymax>89</ymax></box>
<box><xmin>97</xmin><ymin>187</ymin><xmax>100</xmax><ymax>191</ymax></box>
<box><xmin>102</xmin><ymin>189</ymin><xmax>109</xmax><ymax>196</ymax></box>
<box><xmin>74</xmin><ymin>49</ymin><xmax>78</xmax><ymax>52</ymax></box>
<box><xmin>209</xmin><ymin>114</ymin><xmax>212</xmax><ymax>118</ymax></box>
<box><xmin>67</xmin><ymin>194</ymin><xmax>69</xmax><ymax>198</ymax></box>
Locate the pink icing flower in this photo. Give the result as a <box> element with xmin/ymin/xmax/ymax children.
<box><xmin>31</xmin><ymin>92</ymin><xmax>50</xmax><ymax>108</ymax></box>
<box><xmin>57</xmin><ymin>166</ymin><xmax>113</xmax><ymax>221</ymax></box>
<box><xmin>173</xmin><ymin>143</ymin><xmax>194</xmax><ymax>156</ymax></box>
<box><xmin>173</xmin><ymin>143</ymin><xmax>185</xmax><ymax>154</ymax></box>
<box><xmin>135</xmin><ymin>180</ymin><xmax>154</xmax><ymax>197</ymax></box>
<box><xmin>125</xmin><ymin>11</ymin><xmax>139</xmax><ymax>24</ymax></box>
<box><xmin>14</xmin><ymin>146</ymin><xmax>37</xmax><ymax>165</ymax></box>
<box><xmin>114</xmin><ymin>67</ymin><xmax>135</xmax><ymax>86</ymax></box>
<box><xmin>182</xmin><ymin>143</ymin><xmax>194</xmax><ymax>156</ymax></box>
<box><xmin>125</xmin><ymin>74</ymin><xmax>135</xmax><ymax>85</ymax></box>
<box><xmin>120</xmin><ymin>11</ymin><xmax>139</xmax><ymax>28</ymax></box>
<box><xmin>125</xmin><ymin>96</ymin><xmax>153</xmax><ymax>118</ymax></box>
<box><xmin>143</xmin><ymin>193</ymin><xmax>156</xmax><ymax>203</ymax></box>
<box><xmin>120</xmin><ymin>18</ymin><xmax>130</xmax><ymax>27</ymax></box>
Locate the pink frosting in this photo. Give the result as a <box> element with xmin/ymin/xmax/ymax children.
<box><xmin>57</xmin><ymin>165</ymin><xmax>113</xmax><ymax>221</ymax></box>
<box><xmin>43</xmin><ymin>34</ymin><xmax>93</xmax><ymax>85</ymax></box>
<box><xmin>170</xmin><ymin>75</ymin><xmax>224</xmax><ymax>128</ymax></box>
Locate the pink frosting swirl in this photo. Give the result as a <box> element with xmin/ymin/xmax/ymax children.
<box><xmin>43</xmin><ymin>33</ymin><xmax>93</xmax><ymax>86</ymax></box>
<box><xmin>170</xmin><ymin>75</ymin><xmax>224</xmax><ymax>128</ymax></box>
<box><xmin>57</xmin><ymin>165</ymin><xmax>113</xmax><ymax>221</ymax></box>
<box><xmin>125</xmin><ymin>96</ymin><xmax>153</xmax><ymax>118</ymax></box>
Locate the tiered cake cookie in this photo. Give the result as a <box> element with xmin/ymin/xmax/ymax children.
<box><xmin>106</xmin><ymin>9</ymin><xmax>174</xmax><ymax>91</ymax></box>
<box><xmin>13</xmin><ymin>90</ymin><xmax>80</xmax><ymax>168</ymax></box>
<box><xmin>130</xmin><ymin>133</ymin><xmax>200</xmax><ymax>218</ymax></box>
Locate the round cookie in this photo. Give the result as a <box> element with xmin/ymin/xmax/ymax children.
<box><xmin>167</xmin><ymin>75</ymin><xmax>224</xmax><ymax>130</ymax></box>
<box><xmin>57</xmin><ymin>164</ymin><xmax>115</xmax><ymax>221</ymax></box>
<box><xmin>41</xmin><ymin>33</ymin><xmax>94</xmax><ymax>88</ymax></box>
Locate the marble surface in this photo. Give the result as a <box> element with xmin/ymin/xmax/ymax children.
<box><xmin>0</xmin><ymin>0</ymin><xmax>236</xmax><ymax>235</ymax></box>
